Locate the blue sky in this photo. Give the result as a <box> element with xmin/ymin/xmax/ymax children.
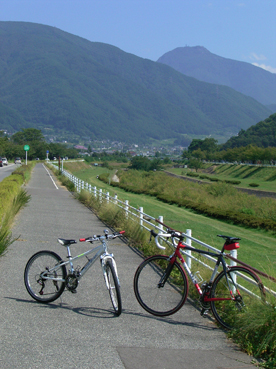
<box><xmin>1</xmin><ymin>0</ymin><xmax>276</xmax><ymax>73</ymax></box>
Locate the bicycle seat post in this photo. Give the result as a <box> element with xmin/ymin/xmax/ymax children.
<box><xmin>66</xmin><ymin>245</ymin><xmax>74</xmax><ymax>272</ymax></box>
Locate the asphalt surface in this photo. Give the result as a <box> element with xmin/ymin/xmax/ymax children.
<box><xmin>0</xmin><ymin>164</ymin><xmax>258</xmax><ymax>368</ymax></box>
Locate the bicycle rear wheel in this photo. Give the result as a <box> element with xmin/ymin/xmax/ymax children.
<box><xmin>133</xmin><ymin>255</ymin><xmax>189</xmax><ymax>316</ymax></box>
<box><xmin>105</xmin><ymin>260</ymin><xmax>122</xmax><ymax>316</ymax></box>
<box><xmin>210</xmin><ymin>266</ymin><xmax>265</xmax><ymax>330</ymax></box>
<box><xmin>24</xmin><ymin>250</ymin><xmax>67</xmax><ymax>303</ymax></box>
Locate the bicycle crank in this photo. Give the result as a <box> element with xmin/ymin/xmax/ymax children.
<box><xmin>65</xmin><ymin>273</ymin><xmax>78</xmax><ymax>293</ymax></box>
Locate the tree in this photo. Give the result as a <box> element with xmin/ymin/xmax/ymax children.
<box><xmin>188</xmin><ymin>139</ymin><xmax>203</xmax><ymax>153</ymax></box>
<box><xmin>191</xmin><ymin>148</ymin><xmax>205</xmax><ymax>160</ymax></box>
<box><xmin>163</xmin><ymin>157</ymin><xmax>171</xmax><ymax>164</ymax></box>
<box><xmin>189</xmin><ymin>158</ymin><xmax>203</xmax><ymax>172</ymax></box>
<box><xmin>188</xmin><ymin>138</ymin><xmax>218</xmax><ymax>155</ymax></box>
<box><xmin>11</xmin><ymin>128</ymin><xmax>45</xmax><ymax>144</ymax></box>
<box><xmin>130</xmin><ymin>156</ymin><xmax>151</xmax><ymax>171</ymax></box>
<box><xmin>129</xmin><ymin>156</ymin><xmax>162</xmax><ymax>171</ymax></box>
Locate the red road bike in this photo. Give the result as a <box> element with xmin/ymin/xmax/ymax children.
<box><xmin>134</xmin><ymin>228</ymin><xmax>265</xmax><ymax>329</ymax></box>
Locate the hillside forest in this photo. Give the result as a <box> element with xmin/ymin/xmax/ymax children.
<box><xmin>0</xmin><ymin>22</ymin><xmax>272</xmax><ymax>144</ymax></box>
<box><xmin>0</xmin><ymin>128</ymin><xmax>78</xmax><ymax>160</ymax></box>
<box><xmin>186</xmin><ymin>113</ymin><xmax>276</xmax><ymax>164</ymax></box>
<box><xmin>1</xmin><ymin>111</ymin><xmax>276</xmax><ymax>164</ymax></box>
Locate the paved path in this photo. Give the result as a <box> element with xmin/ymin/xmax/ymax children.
<box><xmin>0</xmin><ymin>164</ymin><xmax>257</xmax><ymax>368</ymax></box>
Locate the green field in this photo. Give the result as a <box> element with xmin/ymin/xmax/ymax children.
<box><xmin>64</xmin><ymin>161</ymin><xmax>276</xmax><ymax>280</ymax></box>
<box><xmin>167</xmin><ymin>163</ymin><xmax>276</xmax><ymax>192</ymax></box>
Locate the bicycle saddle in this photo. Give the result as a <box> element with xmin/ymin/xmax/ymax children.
<box><xmin>217</xmin><ymin>235</ymin><xmax>240</xmax><ymax>241</ymax></box>
<box><xmin>58</xmin><ymin>238</ymin><xmax>77</xmax><ymax>246</ymax></box>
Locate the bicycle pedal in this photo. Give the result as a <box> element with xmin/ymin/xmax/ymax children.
<box><xmin>200</xmin><ymin>308</ymin><xmax>209</xmax><ymax>317</ymax></box>
<box><xmin>70</xmin><ymin>289</ymin><xmax>77</xmax><ymax>294</ymax></box>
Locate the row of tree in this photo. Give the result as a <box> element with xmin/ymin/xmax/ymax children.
<box><xmin>0</xmin><ymin>128</ymin><xmax>79</xmax><ymax>160</ymax></box>
<box><xmin>186</xmin><ymin>137</ymin><xmax>276</xmax><ymax>164</ymax></box>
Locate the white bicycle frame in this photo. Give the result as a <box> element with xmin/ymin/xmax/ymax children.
<box><xmin>40</xmin><ymin>236</ymin><xmax>120</xmax><ymax>287</ymax></box>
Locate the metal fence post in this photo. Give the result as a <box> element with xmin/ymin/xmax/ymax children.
<box><xmin>106</xmin><ymin>191</ymin><xmax>109</xmax><ymax>204</ymax></box>
<box><xmin>93</xmin><ymin>186</ymin><xmax>97</xmax><ymax>198</ymax></box>
<box><xmin>125</xmin><ymin>200</ymin><xmax>129</xmax><ymax>218</ymax></box>
<box><xmin>99</xmin><ymin>188</ymin><xmax>102</xmax><ymax>202</ymax></box>
<box><xmin>186</xmin><ymin>229</ymin><xmax>192</xmax><ymax>269</ymax></box>
<box><xmin>230</xmin><ymin>249</ymin><xmax>237</xmax><ymax>289</ymax></box>
<box><xmin>139</xmin><ymin>207</ymin><xmax>143</xmax><ymax>228</ymax></box>
<box><xmin>230</xmin><ymin>249</ymin><xmax>237</xmax><ymax>266</ymax></box>
<box><xmin>114</xmin><ymin>194</ymin><xmax>118</xmax><ymax>204</ymax></box>
<box><xmin>158</xmin><ymin>216</ymin><xmax>163</xmax><ymax>233</ymax></box>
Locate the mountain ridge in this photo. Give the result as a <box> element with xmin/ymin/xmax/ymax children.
<box><xmin>157</xmin><ymin>46</ymin><xmax>276</xmax><ymax>107</ymax></box>
<box><xmin>0</xmin><ymin>22</ymin><xmax>272</xmax><ymax>143</ymax></box>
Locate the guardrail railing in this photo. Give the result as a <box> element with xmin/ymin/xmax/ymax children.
<box><xmin>49</xmin><ymin>163</ymin><xmax>275</xmax><ymax>296</ymax></box>
<box><xmin>50</xmin><ymin>163</ymin><xmax>237</xmax><ymax>270</ymax></box>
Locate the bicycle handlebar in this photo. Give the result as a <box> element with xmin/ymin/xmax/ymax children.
<box><xmin>150</xmin><ymin>229</ymin><xmax>182</xmax><ymax>250</ymax></box>
<box><xmin>79</xmin><ymin>230</ymin><xmax>125</xmax><ymax>243</ymax></box>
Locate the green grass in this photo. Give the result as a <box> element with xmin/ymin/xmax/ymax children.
<box><xmin>64</xmin><ymin>162</ymin><xmax>276</xmax><ymax>278</ymax></box>
<box><xmin>62</xmin><ymin>162</ymin><xmax>276</xmax><ymax>368</ymax></box>
<box><xmin>168</xmin><ymin>164</ymin><xmax>276</xmax><ymax>192</ymax></box>
<box><xmin>0</xmin><ymin>162</ymin><xmax>33</xmax><ymax>255</ymax></box>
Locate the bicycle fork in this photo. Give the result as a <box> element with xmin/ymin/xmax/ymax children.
<box><xmin>101</xmin><ymin>254</ymin><xmax>120</xmax><ymax>289</ymax></box>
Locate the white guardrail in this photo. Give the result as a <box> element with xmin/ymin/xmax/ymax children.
<box><xmin>50</xmin><ymin>163</ymin><xmax>276</xmax><ymax>297</ymax></box>
<box><xmin>49</xmin><ymin>163</ymin><xmax>238</xmax><ymax>273</ymax></box>
<box><xmin>48</xmin><ymin>162</ymin><xmax>276</xmax><ymax>298</ymax></box>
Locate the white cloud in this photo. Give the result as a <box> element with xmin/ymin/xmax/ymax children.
<box><xmin>252</xmin><ymin>63</ymin><xmax>276</xmax><ymax>74</ymax></box>
<box><xmin>250</xmin><ymin>53</ymin><xmax>267</xmax><ymax>61</ymax></box>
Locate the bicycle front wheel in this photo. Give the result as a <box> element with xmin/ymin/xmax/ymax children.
<box><xmin>210</xmin><ymin>266</ymin><xmax>265</xmax><ymax>330</ymax></box>
<box><xmin>105</xmin><ymin>260</ymin><xmax>122</xmax><ymax>316</ymax></box>
<box><xmin>24</xmin><ymin>250</ymin><xmax>67</xmax><ymax>303</ymax></box>
<box><xmin>133</xmin><ymin>255</ymin><xmax>189</xmax><ymax>317</ymax></box>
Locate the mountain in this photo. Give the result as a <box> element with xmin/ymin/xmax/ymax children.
<box><xmin>222</xmin><ymin>113</ymin><xmax>276</xmax><ymax>149</ymax></box>
<box><xmin>157</xmin><ymin>46</ymin><xmax>276</xmax><ymax>107</ymax></box>
<box><xmin>0</xmin><ymin>22</ymin><xmax>272</xmax><ymax>143</ymax></box>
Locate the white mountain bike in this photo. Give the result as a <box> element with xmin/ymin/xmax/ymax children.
<box><xmin>24</xmin><ymin>229</ymin><xmax>124</xmax><ymax>316</ymax></box>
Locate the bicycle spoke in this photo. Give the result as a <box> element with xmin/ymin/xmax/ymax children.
<box><xmin>210</xmin><ymin>266</ymin><xmax>265</xmax><ymax>330</ymax></box>
<box><xmin>134</xmin><ymin>255</ymin><xmax>189</xmax><ymax>316</ymax></box>
<box><xmin>24</xmin><ymin>251</ymin><xmax>66</xmax><ymax>303</ymax></box>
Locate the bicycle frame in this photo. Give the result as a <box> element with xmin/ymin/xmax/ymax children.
<box><xmin>40</xmin><ymin>239</ymin><xmax>117</xmax><ymax>284</ymax></box>
<box><xmin>168</xmin><ymin>239</ymin><xmax>236</xmax><ymax>303</ymax></box>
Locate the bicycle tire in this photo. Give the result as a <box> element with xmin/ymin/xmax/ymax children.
<box><xmin>133</xmin><ymin>255</ymin><xmax>189</xmax><ymax>317</ymax></box>
<box><xmin>105</xmin><ymin>260</ymin><xmax>122</xmax><ymax>316</ymax></box>
<box><xmin>24</xmin><ymin>250</ymin><xmax>67</xmax><ymax>303</ymax></box>
<box><xmin>210</xmin><ymin>266</ymin><xmax>265</xmax><ymax>330</ymax></box>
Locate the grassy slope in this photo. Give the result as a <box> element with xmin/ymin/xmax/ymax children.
<box><xmin>64</xmin><ymin>162</ymin><xmax>276</xmax><ymax>278</ymax></box>
<box><xmin>168</xmin><ymin>164</ymin><xmax>276</xmax><ymax>192</ymax></box>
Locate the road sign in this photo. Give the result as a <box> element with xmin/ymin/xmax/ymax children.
<box><xmin>24</xmin><ymin>145</ymin><xmax>30</xmax><ymax>151</ymax></box>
